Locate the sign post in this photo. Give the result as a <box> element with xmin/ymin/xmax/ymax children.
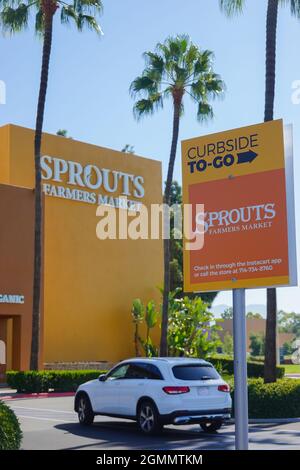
<box><xmin>181</xmin><ymin>119</ymin><xmax>297</xmax><ymax>450</ymax></box>
<box><xmin>232</xmin><ymin>288</ymin><xmax>248</xmax><ymax>450</ymax></box>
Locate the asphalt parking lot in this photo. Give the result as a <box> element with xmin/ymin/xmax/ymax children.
<box><xmin>5</xmin><ymin>396</ymin><xmax>300</xmax><ymax>450</ymax></box>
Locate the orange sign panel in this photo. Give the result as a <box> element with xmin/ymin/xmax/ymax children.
<box><xmin>182</xmin><ymin>120</ymin><xmax>293</xmax><ymax>292</ymax></box>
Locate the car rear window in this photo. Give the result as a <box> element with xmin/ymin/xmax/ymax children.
<box><xmin>172</xmin><ymin>364</ymin><xmax>219</xmax><ymax>381</ymax></box>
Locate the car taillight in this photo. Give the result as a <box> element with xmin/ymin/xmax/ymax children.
<box><xmin>218</xmin><ymin>384</ymin><xmax>230</xmax><ymax>393</ymax></box>
<box><xmin>163</xmin><ymin>386</ymin><xmax>190</xmax><ymax>395</ymax></box>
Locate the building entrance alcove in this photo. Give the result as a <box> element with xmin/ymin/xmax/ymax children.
<box><xmin>0</xmin><ymin>317</ymin><xmax>22</xmax><ymax>382</ymax></box>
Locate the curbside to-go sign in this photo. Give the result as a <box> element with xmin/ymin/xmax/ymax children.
<box><xmin>181</xmin><ymin>119</ymin><xmax>297</xmax><ymax>292</ymax></box>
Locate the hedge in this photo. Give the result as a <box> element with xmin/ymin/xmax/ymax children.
<box><xmin>6</xmin><ymin>370</ymin><xmax>107</xmax><ymax>393</ymax></box>
<box><xmin>231</xmin><ymin>378</ymin><xmax>300</xmax><ymax>419</ymax></box>
<box><xmin>207</xmin><ymin>355</ymin><xmax>285</xmax><ymax>379</ymax></box>
<box><xmin>0</xmin><ymin>400</ymin><xmax>22</xmax><ymax>450</ymax></box>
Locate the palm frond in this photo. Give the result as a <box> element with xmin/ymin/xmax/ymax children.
<box><xmin>133</xmin><ymin>93</ymin><xmax>163</xmax><ymax>120</ymax></box>
<box><xmin>75</xmin><ymin>13</ymin><xmax>103</xmax><ymax>33</ymax></box>
<box><xmin>203</xmin><ymin>73</ymin><xmax>225</xmax><ymax>96</ymax></box>
<box><xmin>61</xmin><ymin>5</ymin><xmax>77</xmax><ymax>24</ymax></box>
<box><xmin>173</xmin><ymin>63</ymin><xmax>190</xmax><ymax>84</ymax></box>
<box><xmin>185</xmin><ymin>43</ymin><xmax>199</xmax><ymax>64</ymax></box>
<box><xmin>129</xmin><ymin>75</ymin><xmax>157</xmax><ymax>97</ymax></box>
<box><xmin>60</xmin><ymin>0</ymin><xmax>103</xmax><ymax>34</ymax></box>
<box><xmin>73</xmin><ymin>0</ymin><xmax>103</xmax><ymax>11</ymax></box>
<box><xmin>197</xmin><ymin>102</ymin><xmax>214</xmax><ymax>122</ymax></box>
<box><xmin>219</xmin><ymin>0</ymin><xmax>245</xmax><ymax>16</ymax></box>
<box><xmin>280</xmin><ymin>0</ymin><xmax>300</xmax><ymax>18</ymax></box>
<box><xmin>0</xmin><ymin>0</ymin><xmax>26</xmax><ymax>6</ymax></box>
<box><xmin>1</xmin><ymin>4</ymin><xmax>29</xmax><ymax>32</ymax></box>
<box><xmin>190</xmin><ymin>81</ymin><xmax>205</xmax><ymax>100</ymax></box>
<box><xmin>179</xmin><ymin>101</ymin><xmax>185</xmax><ymax>117</ymax></box>
<box><xmin>0</xmin><ymin>0</ymin><xmax>103</xmax><ymax>34</ymax></box>
<box><xmin>193</xmin><ymin>50</ymin><xmax>214</xmax><ymax>75</ymax></box>
<box><xmin>35</xmin><ymin>8</ymin><xmax>43</xmax><ymax>33</ymax></box>
<box><xmin>66</xmin><ymin>0</ymin><xmax>103</xmax><ymax>15</ymax></box>
<box><xmin>143</xmin><ymin>51</ymin><xmax>164</xmax><ymax>77</ymax></box>
<box><xmin>157</xmin><ymin>34</ymin><xmax>189</xmax><ymax>63</ymax></box>
<box><xmin>163</xmin><ymin>86</ymin><xmax>173</xmax><ymax>98</ymax></box>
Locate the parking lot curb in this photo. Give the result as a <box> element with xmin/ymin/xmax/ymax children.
<box><xmin>0</xmin><ymin>392</ymin><xmax>75</xmax><ymax>401</ymax></box>
<box><xmin>229</xmin><ymin>417</ymin><xmax>300</xmax><ymax>424</ymax></box>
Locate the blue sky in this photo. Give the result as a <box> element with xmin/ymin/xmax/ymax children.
<box><xmin>0</xmin><ymin>0</ymin><xmax>299</xmax><ymax>313</ymax></box>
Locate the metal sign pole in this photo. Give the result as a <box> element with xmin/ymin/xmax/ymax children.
<box><xmin>233</xmin><ymin>288</ymin><xmax>249</xmax><ymax>450</ymax></box>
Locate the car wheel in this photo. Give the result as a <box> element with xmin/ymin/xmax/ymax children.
<box><xmin>77</xmin><ymin>394</ymin><xmax>94</xmax><ymax>425</ymax></box>
<box><xmin>137</xmin><ymin>401</ymin><xmax>162</xmax><ymax>435</ymax></box>
<box><xmin>200</xmin><ymin>420</ymin><xmax>223</xmax><ymax>433</ymax></box>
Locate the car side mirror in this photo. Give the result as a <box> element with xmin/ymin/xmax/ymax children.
<box><xmin>98</xmin><ymin>374</ymin><xmax>107</xmax><ymax>382</ymax></box>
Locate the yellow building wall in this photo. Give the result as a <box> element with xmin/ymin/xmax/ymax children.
<box><xmin>0</xmin><ymin>125</ymin><xmax>10</xmax><ymax>184</ymax></box>
<box><xmin>0</xmin><ymin>124</ymin><xmax>163</xmax><ymax>363</ymax></box>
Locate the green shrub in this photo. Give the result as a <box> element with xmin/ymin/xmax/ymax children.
<box><xmin>6</xmin><ymin>370</ymin><xmax>107</xmax><ymax>393</ymax></box>
<box><xmin>249</xmin><ymin>356</ymin><xmax>264</xmax><ymax>363</ymax></box>
<box><xmin>207</xmin><ymin>354</ymin><xmax>285</xmax><ymax>379</ymax></box>
<box><xmin>231</xmin><ymin>378</ymin><xmax>300</xmax><ymax>419</ymax></box>
<box><xmin>0</xmin><ymin>400</ymin><xmax>22</xmax><ymax>450</ymax></box>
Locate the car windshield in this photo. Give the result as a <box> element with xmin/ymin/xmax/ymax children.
<box><xmin>172</xmin><ymin>364</ymin><xmax>219</xmax><ymax>381</ymax></box>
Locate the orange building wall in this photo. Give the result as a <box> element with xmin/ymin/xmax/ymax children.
<box><xmin>0</xmin><ymin>184</ymin><xmax>41</xmax><ymax>372</ymax></box>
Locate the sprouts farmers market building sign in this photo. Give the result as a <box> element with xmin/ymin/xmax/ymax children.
<box><xmin>0</xmin><ymin>124</ymin><xmax>163</xmax><ymax>370</ymax></box>
<box><xmin>41</xmin><ymin>156</ymin><xmax>145</xmax><ymax>212</ymax></box>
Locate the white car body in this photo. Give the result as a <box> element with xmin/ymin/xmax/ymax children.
<box><xmin>75</xmin><ymin>357</ymin><xmax>232</xmax><ymax>431</ymax></box>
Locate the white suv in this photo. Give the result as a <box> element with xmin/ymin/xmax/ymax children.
<box><xmin>74</xmin><ymin>357</ymin><xmax>232</xmax><ymax>434</ymax></box>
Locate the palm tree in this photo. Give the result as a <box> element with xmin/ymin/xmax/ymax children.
<box><xmin>130</xmin><ymin>35</ymin><xmax>224</xmax><ymax>355</ymax></box>
<box><xmin>0</xmin><ymin>0</ymin><xmax>103</xmax><ymax>370</ymax></box>
<box><xmin>219</xmin><ymin>0</ymin><xmax>300</xmax><ymax>383</ymax></box>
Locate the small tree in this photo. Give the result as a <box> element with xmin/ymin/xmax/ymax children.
<box><xmin>247</xmin><ymin>312</ymin><xmax>263</xmax><ymax>319</ymax></box>
<box><xmin>223</xmin><ymin>332</ymin><xmax>234</xmax><ymax>356</ymax></box>
<box><xmin>144</xmin><ymin>301</ymin><xmax>159</xmax><ymax>357</ymax></box>
<box><xmin>56</xmin><ymin>129</ymin><xmax>72</xmax><ymax>138</ymax></box>
<box><xmin>278</xmin><ymin>311</ymin><xmax>300</xmax><ymax>336</ymax></box>
<box><xmin>121</xmin><ymin>144</ymin><xmax>135</xmax><ymax>154</ymax></box>
<box><xmin>249</xmin><ymin>333</ymin><xmax>265</xmax><ymax>357</ymax></box>
<box><xmin>221</xmin><ymin>307</ymin><xmax>233</xmax><ymax>320</ymax></box>
<box><xmin>168</xmin><ymin>294</ymin><xmax>222</xmax><ymax>358</ymax></box>
<box><xmin>282</xmin><ymin>341</ymin><xmax>293</xmax><ymax>356</ymax></box>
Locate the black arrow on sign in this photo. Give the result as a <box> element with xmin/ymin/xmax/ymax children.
<box><xmin>237</xmin><ymin>150</ymin><xmax>258</xmax><ymax>164</ymax></box>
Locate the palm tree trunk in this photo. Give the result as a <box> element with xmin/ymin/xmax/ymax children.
<box><xmin>30</xmin><ymin>3</ymin><xmax>56</xmax><ymax>370</ymax></box>
<box><xmin>160</xmin><ymin>97</ymin><xmax>182</xmax><ymax>356</ymax></box>
<box><xmin>134</xmin><ymin>323</ymin><xmax>139</xmax><ymax>357</ymax></box>
<box><xmin>264</xmin><ymin>0</ymin><xmax>279</xmax><ymax>384</ymax></box>
<box><xmin>146</xmin><ymin>326</ymin><xmax>150</xmax><ymax>357</ymax></box>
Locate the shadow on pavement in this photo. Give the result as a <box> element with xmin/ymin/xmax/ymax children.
<box><xmin>55</xmin><ymin>420</ymin><xmax>233</xmax><ymax>450</ymax></box>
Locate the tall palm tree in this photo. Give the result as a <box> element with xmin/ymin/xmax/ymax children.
<box><xmin>130</xmin><ymin>35</ymin><xmax>224</xmax><ymax>355</ymax></box>
<box><xmin>0</xmin><ymin>0</ymin><xmax>103</xmax><ymax>370</ymax></box>
<box><xmin>219</xmin><ymin>0</ymin><xmax>300</xmax><ymax>383</ymax></box>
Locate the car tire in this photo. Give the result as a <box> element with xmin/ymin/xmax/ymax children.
<box><xmin>137</xmin><ymin>400</ymin><xmax>162</xmax><ymax>435</ymax></box>
<box><xmin>77</xmin><ymin>394</ymin><xmax>94</xmax><ymax>426</ymax></box>
<box><xmin>200</xmin><ymin>420</ymin><xmax>223</xmax><ymax>433</ymax></box>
